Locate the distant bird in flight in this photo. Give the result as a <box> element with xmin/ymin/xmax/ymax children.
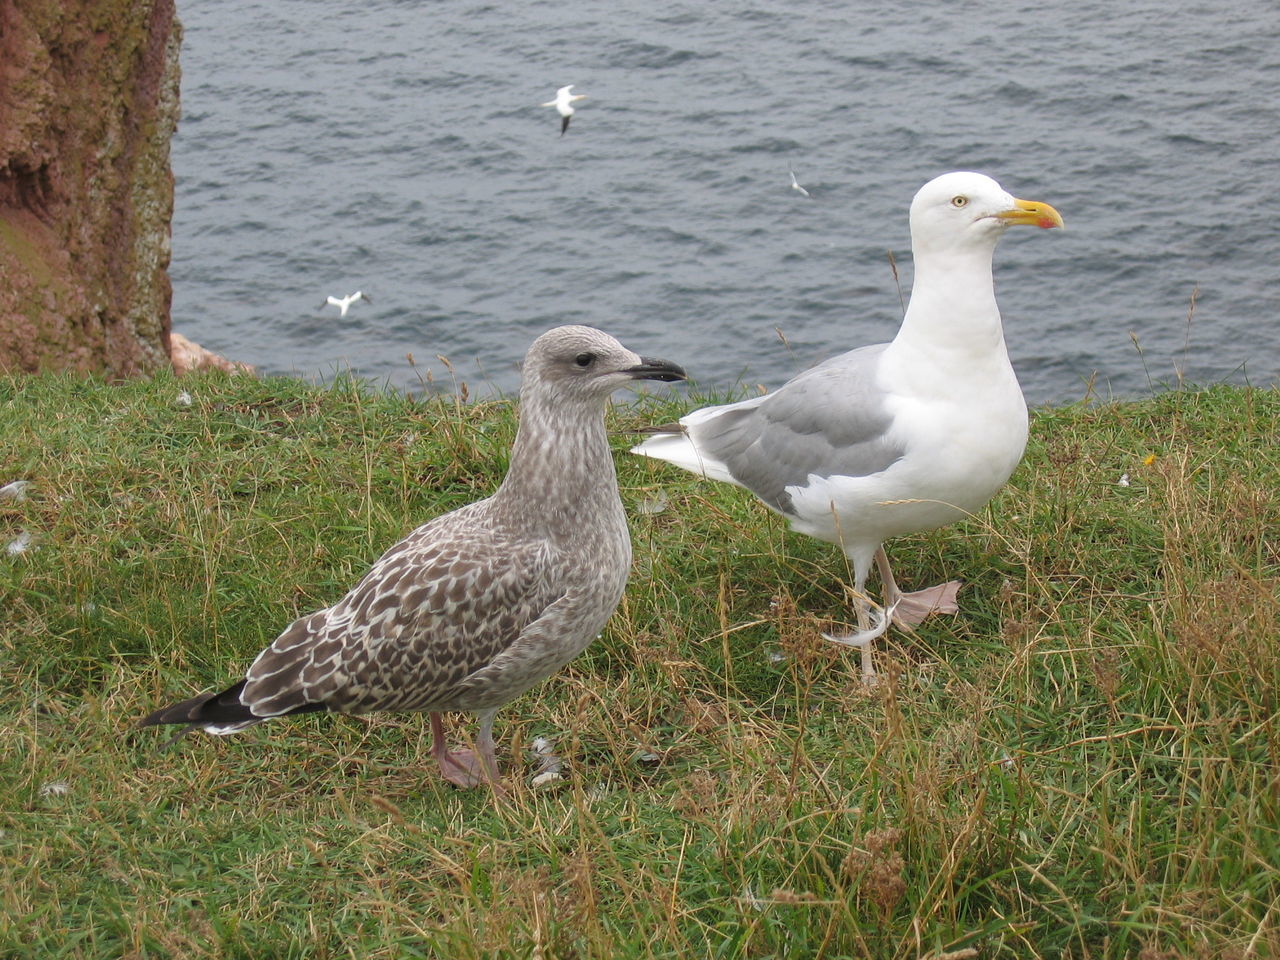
<box><xmin>789</xmin><ymin>167</ymin><xmax>812</xmax><ymax>198</ymax></box>
<box><xmin>320</xmin><ymin>291</ymin><xmax>372</xmax><ymax>317</ymax></box>
<box><xmin>541</xmin><ymin>84</ymin><xmax>588</xmax><ymax>136</ymax></box>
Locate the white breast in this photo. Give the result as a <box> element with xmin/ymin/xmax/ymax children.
<box><xmin>783</xmin><ymin>339</ymin><xmax>1028</xmax><ymax>549</ymax></box>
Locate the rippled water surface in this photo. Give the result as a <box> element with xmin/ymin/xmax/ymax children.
<box><xmin>170</xmin><ymin>0</ymin><xmax>1280</xmax><ymax>405</ymax></box>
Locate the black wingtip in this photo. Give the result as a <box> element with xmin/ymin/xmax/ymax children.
<box><xmin>138</xmin><ymin>693</ymin><xmax>215</xmax><ymax>729</ymax></box>
<box><xmin>138</xmin><ymin>679</ymin><xmax>253</xmax><ymax>729</ymax></box>
<box><xmin>138</xmin><ymin>678</ymin><xmax>329</xmax><ymax>741</ymax></box>
<box><xmin>560</xmin><ymin>116</ymin><xmax>570</xmax><ymax>136</ymax></box>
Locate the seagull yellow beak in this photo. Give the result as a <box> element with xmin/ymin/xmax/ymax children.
<box><xmin>996</xmin><ymin>198</ymin><xmax>1064</xmax><ymax>230</ymax></box>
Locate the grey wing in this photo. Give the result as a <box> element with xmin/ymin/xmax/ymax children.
<box><xmin>241</xmin><ymin>512</ymin><xmax>560</xmax><ymax>716</ymax></box>
<box><xmin>688</xmin><ymin>342</ymin><xmax>905</xmax><ymax>515</ymax></box>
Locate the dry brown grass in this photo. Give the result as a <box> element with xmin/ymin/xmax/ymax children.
<box><xmin>1</xmin><ymin>373</ymin><xmax>1277</xmax><ymax>957</ymax></box>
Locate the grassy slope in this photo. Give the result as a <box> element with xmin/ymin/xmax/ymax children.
<box><xmin>1</xmin><ymin>370</ymin><xmax>1277</xmax><ymax>959</ymax></box>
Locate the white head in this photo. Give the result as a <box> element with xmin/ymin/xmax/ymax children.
<box><xmin>909</xmin><ymin>171</ymin><xmax>1063</xmax><ymax>258</ymax></box>
<box><xmin>520</xmin><ymin>325</ymin><xmax>686</xmax><ymax>406</ymax></box>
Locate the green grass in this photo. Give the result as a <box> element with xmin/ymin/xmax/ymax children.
<box><xmin>1</xmin><ymin>369</ymin><xmax>1277</xmax><ymax>959</ymax></box>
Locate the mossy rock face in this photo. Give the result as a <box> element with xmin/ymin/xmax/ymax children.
<box><xmin>0</xmin><ymin>0</ymin><xmax>181</xmax><ymax>377</ymax></box>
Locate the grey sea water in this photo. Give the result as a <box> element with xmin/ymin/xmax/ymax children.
<box><xmin>170</xmin><ymin>0</ymin><xmax>1280</xmax><ymax>406</ymax></box>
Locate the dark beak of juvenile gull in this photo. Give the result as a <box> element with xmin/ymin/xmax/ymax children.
<box><xmin>624</xmin><ymin>358</ymin><xmax>687</xmax><ymax>383</ymax></box>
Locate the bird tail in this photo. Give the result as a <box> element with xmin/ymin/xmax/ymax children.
<box><xmin>138</xmin><ymin>679</ymin><xmax>326</xmax><ymax>747</ymax></box>
<box><xmin>630</xmin><ymin>428</ymin><xmax>740</xmax><ymax>487</ymax></box>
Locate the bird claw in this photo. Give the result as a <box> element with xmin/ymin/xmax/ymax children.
<box><xmin>821</xmin><ymin>598</ymin><xmax>899</xmax><ymax>648</ymax></box>
<box><xmin>822</xmin><ymin>598</ymin><xmax>900</xmax><ymax>683</ymax></box>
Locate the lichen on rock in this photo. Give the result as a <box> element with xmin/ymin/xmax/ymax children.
<box><xmin>0</xmin><ymin>0</ymin><xmax>182</xmax><ymax>377</ymax></box>
<box><xmin>169</xmin><ymin>332</ymin><xmax>254</xmax><ymax>376</ymax></box>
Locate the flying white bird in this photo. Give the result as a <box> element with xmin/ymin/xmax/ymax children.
<box><xmin>320</xmin><ymin>291</ymin><xmax>372</xmax><ymax>317</ymax></box>
<box><xmin>541</xmin><ymin>84</ymin><xmax>588</xmax><ymax>136</ymax></box>
<box><xmin>789</xmin><ymin>167</ymin><xmax>811</xmax><ymax>198</ymax></box>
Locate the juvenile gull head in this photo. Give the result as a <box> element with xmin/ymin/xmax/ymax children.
<box><xmin>140</xmin><ymin>325</ymin><xmax>686</xmax><ymax>791</ymax></box>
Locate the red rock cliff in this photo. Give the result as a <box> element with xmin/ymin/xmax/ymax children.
<box><xmin>0</xmin><ymin>0</ymin><xmax>181</xmax><ymax>376</ymax></box>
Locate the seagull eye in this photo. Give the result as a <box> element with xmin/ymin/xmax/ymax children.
<box><xmin>951</xmin><ymin>195</ymin><xmax>968</xmax><ymax>208</ymax></box>
<box><xmin>574</xmin><ymin>352</ymin><xmax>596</xmax><ymax>368</ymax></box>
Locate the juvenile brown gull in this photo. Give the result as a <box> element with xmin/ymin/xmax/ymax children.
<box><xmin>631</xmin><ymin>171</ymin><xmax>1062</xmax><ymax>679</ymax></box>
<box><xmin>141</xmin><ymin>325</ymin><xmax>686</xmax><ymax>789</ymax></box>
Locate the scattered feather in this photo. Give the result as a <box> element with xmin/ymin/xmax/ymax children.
<box><xmin>1117</xmin><ymin>473</ymin><xmax>1131</xmax><ymax>487</ymax></box>
<box><xmin>636</xmin><ymin>491</ymin><xmax>668</xmax><ymax>516</ymax></box>
<box><xmin>175</xmin><ymin>390</ymin><xmax>193</xmax><ymax>407</ymax></box>
<box><xmin>0</xmin><ymin>480</ymin><xmax>29</xmax><ymax>501</ymax></box>
<box><xmin>39</xmin><ymin>780</ymin><xmax>70</xmax><ymax>798</ymax></box>
<box><xmin>530</xmin><ymin>769</ymin><xmax>563</xmax><ymax>788</ymax></box>
<box><xmin>528</xmin><ymin>735</ymin><xmax>565</xmax><ymax>787</ymax></box>
<box><xmin>6</xmin><ymin>532</ymin><xmax>36</xmax><ymax>556</ymax></box>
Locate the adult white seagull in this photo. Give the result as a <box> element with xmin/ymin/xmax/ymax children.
<box><xmin>321</xmin><ymin>291</ymin><xmax>372</xmax><ymax>317</ymax></box>
<box><xmin>541</xmin><ymin>84</ymin><xmax>587</xmax><ymax>136</ymax></box>
<box><xmin>631</xmin><ymin>171</ymin><xmax>1063</xmax><ymax>679</ymax></box>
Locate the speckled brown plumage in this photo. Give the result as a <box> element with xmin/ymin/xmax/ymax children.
<box><xmin>140</xmin><ymin>325</ymin><xmax>686</xmax><ymax>788</ymax></box>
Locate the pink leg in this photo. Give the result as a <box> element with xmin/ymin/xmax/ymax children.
<box><xmin>822</xmin><ymin>591</ymin><xmax>890</xmax><ymax>680</ymax></box>
<box><xmin>430</xmin><ymin>712</ymin><xmax>500</xmax><ymax>790</ymax></box>
<box><xmin>874</xmin><ymin>547</ymin><xmax>960</xmax><ymax>626</ymax></box>
<box><xmin>474</xmin><ymin>708</ymin><xmax>501</xmax><ymax>785</ymax></box>
<box><xmin>822</xmin><ymin>551</ymin><xmax>894</xmax><ymax>681</ymax></box>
